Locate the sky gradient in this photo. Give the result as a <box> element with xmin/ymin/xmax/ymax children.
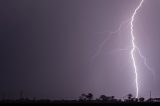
<box><xmin>0</xmin><ymin>0</ymin><xmax>160</xmax><ymax>99</ymax></box>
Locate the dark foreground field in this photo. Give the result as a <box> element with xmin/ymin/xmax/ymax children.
<box><xmin>1</xmin><ymin>93</ymin><xmax>160</xmax><ymax>105</ymax></box>
<box><xmin>0</xmin><ymin>100</ymin><xmax>160</xmax><ymax>106</ymax></box>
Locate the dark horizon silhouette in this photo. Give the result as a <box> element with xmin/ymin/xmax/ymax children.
<box><xmin>1</xmin><ymin>93</ymin><xmax>160</xmax><ymax>105</ymax></box>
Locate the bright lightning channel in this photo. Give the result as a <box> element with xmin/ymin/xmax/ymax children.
<box><xmin>130</xmin><ymin>0</ymin><xmax>144</xmax><ymax>98</ymax></box>
<box><xmin>91</xmin><ymin>0</ymin><xmax>154</xmax><ymax>99</ymax></box>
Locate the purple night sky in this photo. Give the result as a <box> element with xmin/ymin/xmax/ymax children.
<box><xmin>0</xmin><ymin>0</ymin><xmax>160</xmax><ymax>100</ymax></box>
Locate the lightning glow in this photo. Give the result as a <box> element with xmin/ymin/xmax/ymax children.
<box><xmin>91</xmin><ymin>0</ymin><xmax>154</xmax><ymax>98</ymax></box>
<box><xmin>130</xmin><ymin>0</ymin><xmax>144</xmax><ymax>98</ymax></box>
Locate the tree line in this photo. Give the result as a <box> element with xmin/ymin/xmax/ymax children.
<box><xmin>1</xmin><ymin>93</ymin><xmax>160</xmax><ymax>104</ymax></box>
<box><xmin>78</xmin><ymin>93</ymin><xmax>160</xmax><ymax>103</ymax></box>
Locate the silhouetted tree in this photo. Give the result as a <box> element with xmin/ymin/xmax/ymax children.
<box><xmin>139</xmin><ymin>97</ymin><xmax>145</xmax><ymax>102</ymax></box>
<box><xmin>124</xmin><ymin>94</ymin><xmax>135</xmax><ymax>102</ymax></box>
<box><xmin>128</xmin><ymin>94</ymin><xmax>133</xmax><ymax>100</ymax></box>
<box><xmin>79</xmin><ymin>93</ymin><xmax>87</xmax><ymax>101</ymax></box>
<box><xmin>79</xmin><ymin>93</ymin><xmax>93</xmax><ymax>101</ymax></box>
<box><xmin>99</xmin><ymin>95</ymin><xmax>116</xmax><ymax>102</ymax></box>
<box><xmin>99</xmin><ymin>95</ymin><xmax>109</xmax><ymax>101</ymax></box>
<box><xmin>86</xmin><ymin>93</ymin><xmax>93</xmax><ymax>101</ymax></box>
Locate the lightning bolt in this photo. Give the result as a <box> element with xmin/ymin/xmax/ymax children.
<box><xmin>136</xmin><ymin>47</ymin><xmax>155</xmax><ymax>79</ymax></box>
<box><xmin>91</xmin><ymin>19</ymin><xmax>130</xmax><ymax>61</ymax></box>
<box><xmin>91</xmin><ymin>0</ymin><xmax>154</xmax><ymax>98</ymax></box>
<box><xmin>130</xmin><ymin>0</ymin><xmax>144</xmax><ymax>98</ymax></box>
